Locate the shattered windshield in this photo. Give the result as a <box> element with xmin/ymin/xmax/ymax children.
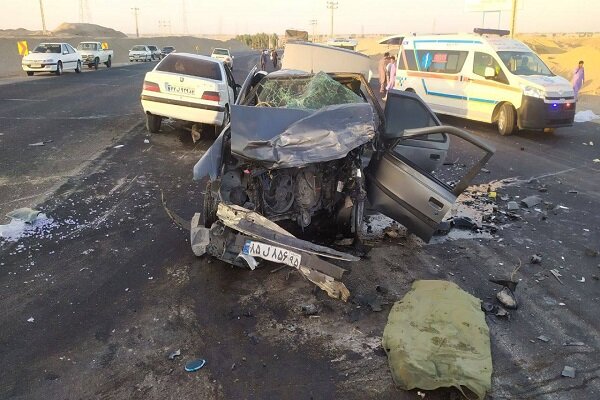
<box><xmin>497</xmin><ymin>51</ymin><xmax>554</xmax><ymax>76</ymax></box>
<box><xmin>33</xmin><ymin>44</ymin><xmax>61</xmax><ymax>53</ymax></box>
<box><xmin>250</xmin><ymin>71</ymin><xmax>363</xmax><ymax>110</ymax></box>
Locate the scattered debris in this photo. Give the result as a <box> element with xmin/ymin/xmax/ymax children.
<box><xmin>144</xmin><ymin>138</ymin><xmax>150</xmax><ymax>144</ymax></box>
<box><xmin>537</xmin><ymin>335</ymin><xmax>550</xmax><ymax>343</ymax></box>
<box><xmin>301</xmin><ymin>304</ymin><xmax>320</xmax><ymax>316</ymax></box>
<box><xmin>577</xmin><ymin>277</ymin><xmax>585</xmax><ymax>283</ymax></box>
<box><xmin>495</xmin><ymin>307</ymin><xmax>509</xmax><ymax>318</ymax></box>
<box><xmin>168</xmin><ymin>349</ymin><xmax>181</xmax><ymax>360</ymax></box>
<box><xmin>567</xmin><ymin>190</ymin><xmax>578</xmax><ymax>194</ymax></box>
<box><xmin>593</xmin><ymin>159</ymin><xmax>600</xmax><ymax>163</ymax></box>
<box><xmin>550</xmin><ymin>269</ymin><xmax>564</xmax><ymax>284</ymax></box>
<box><xmin>507</xmin><ymin>201</ymin><xmax>519</xmax><ymax>211</ymax></box>
<box><xmin>435</xmin><ymin>220</ymin><xmax>451</xmax><ymax>235</ymax></box>
<box><xmin>191</xmin><ymin>124</ymin><xmax>202</xmax><ymax>143</ymax></box>
<box><xmin>451</xmin><ymin>216</ymin><xmax>479</xmax><ymax>230</ymax></box>
<box><xmin>564</xmin><ymin>341</ymin><xmax>585</xmax><ymax>347</ymax></box>
<box><xmin>6</xmin><ymin>208</ymin><xmax>42</xmax><ymax>223</ymax></box>
<box><xmin>520</xmin><ymin>195</ymin><xmax>542</xmax><ymax>208</ymax></box>
<box><xmin>561</xmin><ymin>366</ymin><xmax>576</xmax><ymax>378</ymax></box>
<box><xmin>28</xmin><ymin>140</ymin><xmax>53</xmax><ymax>146</ymax></box>
<box><xmin>574</xmin><ymin>110</ymin><xmax>600</xmax><ymax>122</ymax></box>
<box><xmin>417</xmin><ymin>391</ymin><xmax>426</xmax><ymax>398</ymax></box>
<box><xmin>530</xmin><ymin>254</ymin><xmax>542</xmax><ymax>264</ymax></box>
<box><xmin>496</xmin><ymin>287</ymin><xmax>518</xmax><ymax>309</ymax></box>
<box><xmin>0</xmin><ymin>208</ymin><xmax>56</xmax><ymax>242</ymax></box>
<box><xmin>481</xmin><ymin>168</ymin><xmax>490</xmax><ymax>174</ymax></box>
<box><xmin>184</xmin><ymin>358</ymin><xmax>206</xmax><ymax>372</ymax></box>
<box><xmin>383</xmin><ymin>223</ymin><xmax>405</xmax><ymax>238</ymax></box>
<box><xmin>113</xmin><ymin>145</ymin><xmax>124</xmax><ymax>149</ymax></box>
<box><xmin>27</xmin><ymin>317</ymin><xmax>34</xmax><ymax>323</ymax></box>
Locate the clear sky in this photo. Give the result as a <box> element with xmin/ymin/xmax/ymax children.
<box><xmin>0</xmin><ymin>0</ymin><xmax>596</xmax><ymax>36</ymax></box>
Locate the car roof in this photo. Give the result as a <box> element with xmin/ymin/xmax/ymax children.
<box><xmin>168</xmin><ymin>52</ymin><xmax>222</xmax><ymax>63</ymax></box>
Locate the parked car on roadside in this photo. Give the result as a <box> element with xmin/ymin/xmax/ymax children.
<box><xmin>160</xmin><ymin>46</ymin><xmax>176</xmax><ymax>58</ymax></box>
<box><xmin>210</xmin><ymin>48</ymin><xmax>234</xmax><ymax>70</ymax></box>
<box><xmin>189</xmin><ymin>43</ymin><xmax>495</xmax><ymax>299</ymax></box>
<box><xmin>21</xmin><ymin>42</ymin><xmax>82</xmax><ymax>76</ymax></box>
<box><xmin>140</xmin><ymin>53</ymin><xmax>239</xmax><ymax>134</ymax></box>
<box><xmin>147</xmin><ymin>45</ymin><xmax>161</xmax><ymax>60</ymax></box>
<box><xmin>77</xmin><ymin>41</ymin><xmax>113</xmax><ymax>69</ymax></box>
<box><xmin>129</xmin><ymin>45</ymin><xmax>152</xmax><ymax>62</ymax></box>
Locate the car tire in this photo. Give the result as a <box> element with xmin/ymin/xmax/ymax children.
<box><xmin>94</xmin><ymin>57</ymin><xmax>99</xmax><ymax>70</ymax></box>
<box><xmin>146</xmin><ymin>113</ymin><xmax>162</xmax><ymax>133</ymax></box>
<box><xmin>26</xmin><ymin>71</ymin><xmax>34</xmax><ymax>76</ymax></box>
<box><xmin>55</xmin><ymin>61</ymin><xmax>63</xmax><ymax>76</ymax></box>
<box><xmin>202</xmin><ymin>181</ymin><xmax>218</xmax><ymax>228</ymax></box>
<box><xmin>105</xmin><ymin>56</ymin><xmax>112</xmax><ymax>68</ymax></box>
<box><xmin>75</xmin><ymin>60</ymin><xmax>82</xmax><ymax>73</ymax></box>
<box><xmin>497</xmin><ymin>103</ymin><xmax>516</xmax><ymax>136</ymax></box>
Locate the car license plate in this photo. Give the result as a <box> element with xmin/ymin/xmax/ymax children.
<box><xmin>242</xmin><ymin>240</ymin><xmax>301</xmax><ymax>268</ymax></box>
<box><xmin>31</xmin><ymin>64</ymin><xmax>41</xmax><ymax>68</ymax></box>
<box><xmin>164</xmin><ymin>83</ymin><xmax>195</xmax><ymax>95</ymax></box>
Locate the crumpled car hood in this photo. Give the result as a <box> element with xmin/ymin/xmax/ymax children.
<box><xmin>231</xmin><ymin>102</ymin><xmax>376</xmax><ymax>169</ymax></box>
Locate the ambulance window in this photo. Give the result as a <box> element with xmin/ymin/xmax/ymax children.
<box><xmin>416</xmin><ymin>50</ymin><xmax>467</xmax><ymax>74</ymax></box>
<box><xmin>473</xmin><ymin>52</ymin><xmax>509</xmax><ymax>84</ymax></box>
<box><xmin>403</xmin><ymin>51</ymin><xmax>418</xmax><ymax>71</ymax></box>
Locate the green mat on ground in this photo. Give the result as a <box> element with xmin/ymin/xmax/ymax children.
<box><xmin>382</xmin><ymin>280</ymin><xmax>492</xmax><ymax>399</ymax></box>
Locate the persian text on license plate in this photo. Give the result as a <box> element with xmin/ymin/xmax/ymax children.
<box><xmin>242</xmin><ymin>241</ymin><xmax>301</xmax><ymax>268</ymax></box>
<box><xmin>164</xmin><ymin>83</ymin><xmax>195</xmax><ymax>95</ymax></box>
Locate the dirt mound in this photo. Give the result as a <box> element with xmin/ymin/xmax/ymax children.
<box><xmin>53</xmin><ymin>23</ymin><xmax>127</xmax><ymax>38</ymax></box>
<box><xmin>0</xmin><ymin>28</ymin><xmax>44</xmax><ymax>38</ymax></box>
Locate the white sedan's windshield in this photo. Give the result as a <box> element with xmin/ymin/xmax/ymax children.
<box><xmin>33</xmin><ymin>44</ymin><xmax>61</xmax><ymax>54</ymax></box>
<box><xmin>497</xmin><ymin>51</ymin><xmax>554</xmax><ymax>76</ymax></box>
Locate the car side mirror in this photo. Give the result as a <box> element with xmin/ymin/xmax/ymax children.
<box><xmin>484</xmin><ymin>66</ymin><xmax>496</xmax><ymax>79</ymax></box>
<box><xmin>63</xmin><ymin>51</ymin><xmax>68</xmax><ymax>55</ymax></box>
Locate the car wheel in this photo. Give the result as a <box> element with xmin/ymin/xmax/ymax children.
<box><xmin>106</xmin><ymin>56</ymin><xmax>112</xmax><ymax>68</ymax></box>
<box><xmin>94</xmin><ymin>57</ymin><xmax>99</xmax><ymax>70</ymax></box>
<box><xmin>202</xmin><ymin>180</ymin><xmax>218</xmax><ymax>228</ymax></box>
<box><xmin>497</xmin><ymin>103</ymin><xmax>516</xmax><ymax>136</ymax></box>
<box><xmin>55</xmin><ymin>61</ymin><xmax>63</xmax><ymax>76</ymax></box>
<box><xmin>146</xmin><ymin>113</ymin><xmax>162</xmax><ymax>133</ymax></box>
<box><xmin>75</xmin><ymin>60</ymin><xmax>81</xmax><ymax>73</ymax></box>
<box><xmin>26</xmin><ymin>71</ymin><xmax>34</xmax><ymax>76</ymax></box>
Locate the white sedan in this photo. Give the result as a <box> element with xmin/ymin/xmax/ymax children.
<box><xmin>21</xmin><ymin>43</ymin><xmax>82</xmax><ymax>76</ymax></box>
<box><xmin>210</xmin><ymin>48</ymin><xmax>234</xmax><ymax>70</ymax></box>
<box><xmin>141</xmin><ymin>53</ymin><xmax>239</xmax><ymax>134</ymax></box>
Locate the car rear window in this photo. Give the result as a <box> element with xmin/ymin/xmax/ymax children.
<box><xmin>157</xmin><ymin>55</ymin><xmax>222</xmax><ymax>81</ymax></box>
<box><xmin>212</xmin><ymin>49</ymin><xmax>229</xmax><ymax>56</ymax></box>
<box><xmin>132</xmin><ymin>46</ymin><xmax>146</xmax><ymax>51</ymax></box>
<box><xmin>34</xmin><ymin>44</ymin><xmax>61</xmax><ymax>53</ymax></box>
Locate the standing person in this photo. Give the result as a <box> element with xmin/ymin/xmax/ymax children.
<box><xmin>378</xmin><ymin>52</ymin><xmax>390</xmax><ymax>94</ymax></box>
<box><xmin>572</xmin><ymin>60</ymin><xmax>585</xmax><ymax>100</ymax></box>
<box><xmin>260</xmin><ymin>49</ymin><xmax>268</xmax><ymax>71</ymax></box>
<box><xmin>271</xmin><ymin>49</ymin><xmax>279</xmax><ymax>69</ymax></box>
<box><xmin>383</xmin><ymin>55</ymin><xmax>397</xmax><ymax>101</ymax></box>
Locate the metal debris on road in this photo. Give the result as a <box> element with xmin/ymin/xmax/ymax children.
<box><xmin>113</xmin><ymin>145</ymin><xmax>124</xmax><ymax>149</ymax></box>
<box><xmin>28</xmin><ymin>140</ymin><xmax>53</xmax><ymax>146</ymax></box>
<box><xmin>168</xmin><ymin>349</ymin><xmax>181</xmax><ymax>360</ymax></box>
<box><xmin>520</xmin><ymin>195</ymin><xmax>542</xmax><ymax>208</ymax></box>
<box><xmin>537</xmin><ymin>335</ymin><xmax>550</xmax><ymax>343</ymax></box>
<box><xmin>563</xmin><ymin>341</ymin><xmax>585</xmax><ymax>346</ymax></box>
<box><xmin>561</xmin><ymin>366</ymin><xmax>576</xmax><ymax>378</ymax></box>
<box><xmin>550</xmin><ymin>269</ymin><xmax>564</xmax><ymax>284</ymax></box>
<box><xmin>184</xmin><ymin>358</ymin><xmax>206</xmax><ymax>372</ymax></box>
<box><xmin>27</xmin><ymin>317</ymin><xmax>34</xmax><ymax>323</ymax></box>
<box><xmin>530</xmin><ymin>254</ymin><xmax>542</xmax><ymax>264</ymax></box>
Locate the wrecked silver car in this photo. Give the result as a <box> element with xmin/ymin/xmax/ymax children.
<box><xmin>190</xmin><ymin>67</ymin><xmax>494</xmax><ymax>300</ymax></box>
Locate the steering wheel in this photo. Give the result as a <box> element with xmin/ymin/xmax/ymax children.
<box><xmin>255</xmin><ymin>101</ymin><xmax>273</xmax><ymax>107</ymax></box>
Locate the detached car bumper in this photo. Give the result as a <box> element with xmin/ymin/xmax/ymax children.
<box><xmin>141</xmin><ymin>95</ymin><xmax>225</xmax><ymax>125</ymax></box>
<box><xmin>518</xmin><ymin>96</ymin><xmax>576</xmax><ymax>129</ymax></box>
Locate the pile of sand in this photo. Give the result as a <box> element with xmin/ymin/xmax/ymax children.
<box><xmin>53</xmin><ymin>23</ymin><xmax>127</xmax><ymax>38</ymax></box>
<box><xmin>356</xmin><ymin>34</ymin><xmax>600</xmax><ymax>95</ymax></box>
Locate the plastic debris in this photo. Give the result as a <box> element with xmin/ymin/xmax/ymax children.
<box><xmin>577</xmin><ymin>277</ymin><xmax>585</xmax><ymax>283</ymax></box>
<box><xmin>168</xmin><ymin>349</ymin><xmax>181</xmax><ymax>360</ymax></box>
<box><xmin>507</xmin><ymin>201</ymin><xmax>519</xmax><ymax>211</ymax></box>
<box><xmin>184</xmin><ymin>359</ymin><xmax>206</xmax><ymax>372</ymax></box>
<box><xmin>113</xmin><ymin>145</ymin><xmax>124</xmax><ymax>149</ymax></box>
<box><xmin>144</xmin><ymin>138</ymin><xmax>150</xmax><ymax>144</ymax></box>
<box><xmin>520</xmin><ymin>195</ymin><xmax>542</xmax><ymax>208</ymax></box>
<box><xmin>27</xmin><ymin>317</ymin><xmax>34</xmax><ymax>323</ymax></box>
<box><xmin>496</xmin><ymin>287</ymin><xmax>517</xmax><ymax>309</ymax></box>
<box><xmin>28</xmin><ymin>140</ymin><xmax>53</xmax><ymax>146</ymax></box>
<box><xmin>7</xmin><ymin>208</ymin><xmax>42</xmax><ymax>223</ymax></box>
<box><xmin>550</xmin><ymin>269</ymin><xmax>564</xmax><ymax>284</ymax></box>
<box><xmin>537</xmin><ymin>335</ymin><xmax>550</xmax><ymax>343</ymax></box>
<box><xmin>561</xmin><ymin>366</ymin><xmax>576</xmax><ymax>378</ymax></box>
<box><xmin>530</xmin><ymin>254</ymin><xmax>542</xmax><ymax>264</ymax></box>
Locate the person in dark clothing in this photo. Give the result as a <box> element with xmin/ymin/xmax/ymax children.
<box><xmin>260</xmin><ymin>50</ymin><xmax>268</xmax><ymax>70</ymax></box>
<box><xmin>271</xmin><ymin>49</ymin><xmax>279</xmax><ymax>69</ymax></box>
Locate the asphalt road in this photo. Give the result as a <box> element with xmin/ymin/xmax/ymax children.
<box><xmin>0</xmin><ymin>52</ymin><xmax>599</xmax><ymax>399</ymax></box>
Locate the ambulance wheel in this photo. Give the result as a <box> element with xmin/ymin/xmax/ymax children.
<box><xmin>497</xmin><ymin>103</ymin><xmax>516</xmax><ymax>136</ymax></box>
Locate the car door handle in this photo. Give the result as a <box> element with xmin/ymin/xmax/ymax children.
<box><xmin>428</xmin><ymin>197</ymin><xmax>444</xmax><ymax>212</ymax></box>
<box><xmin>429</xmin><ymin>153</ymin><xmax>440</xmax><ymax>160</ymax></box>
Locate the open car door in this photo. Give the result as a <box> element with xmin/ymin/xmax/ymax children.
<box><xmin>365</xmin><ymin>90</ymin><xmax>495</xmax><ymax>242</ymax></box>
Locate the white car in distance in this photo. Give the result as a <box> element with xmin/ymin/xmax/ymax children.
<box><xmin>210</xmin><ymin>48</ymin><xmax>234</xmax><ymax>70</ymax></box>
<box><xmin>141</xmin><ymin>53</ymin><xmax>239</xmax><ymax>134</ymax></box>
<box><xmin>21</xmin><ymin>42</ymin><xmax>82</xmax><ymax>76</ymax></box>
<box><xmin>129</xmin><ymin>45</ymin><xmax>152</xmax><ymax>62</ymax></box>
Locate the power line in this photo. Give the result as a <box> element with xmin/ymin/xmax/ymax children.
<box><xmin>326</xmin><ymin>1</ymin><xmax>338</xmax><ymax>38</ymax></box>
<box><xmin>131</xmin><ymin>7</ymin><xmax>140</xmax><ymax>38</ymax></box>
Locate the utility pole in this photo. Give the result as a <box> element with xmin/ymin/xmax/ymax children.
<box><xmin>510</xmin><ymin>0</ymin><xmax>517</xmax><ymax>38</ymax></box>
<box><xmin>309</xmin><ymin>19</ymin><xmax>317</xmax><ymax>42</ymax></box>
<box><xmin>131</xmin><ymin>7</ymin><xmax>140</xmax><ymax>38</ymax></box>
<box><xmin>38</xmin><ymin>0</ymin><xmax>47</xmax><ymax>35</ymax></box>
<box><xmin>326</xmin><ymin>1</ymin><xmax>338</xmax><ymax>38</ymax></box>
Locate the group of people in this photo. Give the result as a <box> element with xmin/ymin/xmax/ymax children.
<box><xmin>378</xmin><ymin>52</ymin><xmax>397</xmax><ymax>101</ymax></box>
<box><xmin>260</xmin><ymin>49</ymin><xmax>279</xmax><ymax>71</ymax></box>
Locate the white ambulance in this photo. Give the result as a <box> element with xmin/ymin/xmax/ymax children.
<box><xmin>393</xmin><ymin>29</ymin><xmax>575</xmax><ymax>135</ymax></box>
